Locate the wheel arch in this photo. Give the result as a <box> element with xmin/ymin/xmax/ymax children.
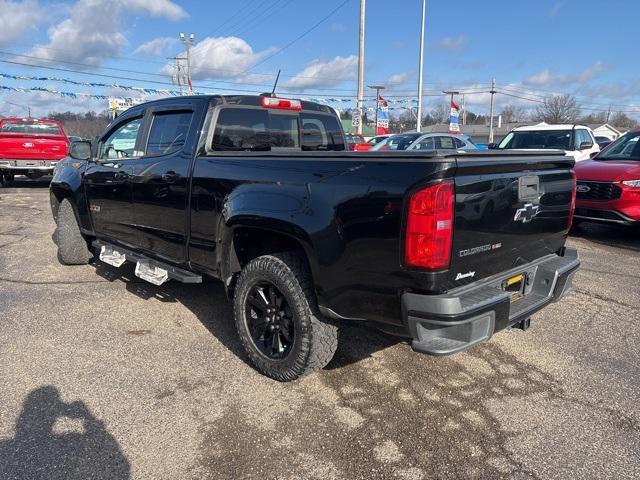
<box><xmin>49</xmin><ymin>183</ymin><xmax>74</xmax><ymax>221</ymax></box>
<box><xmin>219</xmin><ymin>218</ymin><xmax>320</xmax><ymax>299</ymax></box>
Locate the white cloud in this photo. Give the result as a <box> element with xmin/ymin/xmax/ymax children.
<box><xmin>549</xmin><ymin>1</ymin><xmax>565</xmax><ymax>17</ymax></box>
<box><xmin>161</xmin><ymin>36</ymin><xmax>273</xmax><ymax>80</ymax></box>
<box><xmin>134</xmin><ymin>37</ymin><xmax>179</xmax><ymax>57</ymax></box>
<box><xmin>523</xmin><ymin>61</ymin><xmax>608</xmax><ymax>87</ymax></box>
<box><xmin>0</xmin><ymin>1</ymin><xmax>43</xmax><ymax>46</ymax></box>
<box><xmin>26</xmin><ymin>0</ymin><xmax>187</xmax><ymax>67</ymax></box>
<box><xmin>1</xmin><ymin>91</ymin><xmax>105</xmax><ymax>117</ymax></box>
<box><xmin>124</xmin><ymin>0</ymin><xmax>186</xmax><ymax>21</ymax></box>
<box><xmin>386</xmin><ymin>72</ymin><xmax>413</xmax><ymax>86</ymax></box>
<box><xmin>435</xmin><ymin>35</ymin><xmax>468</xmax><ymax>51</ymax></box>
<box><xmin>285</xmin><ymin>55</ymin><xmax>358</xmax><ymax>90</ymax></box>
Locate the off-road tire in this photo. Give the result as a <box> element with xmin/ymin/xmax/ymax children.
<box><xmin>55</xmin><ymin>199</ymin><xmax>92</xmax><ymax>265</ymax></box>
<box><xmin>233</xmin><ymin>252</ymin><xmax>338</xmax><ymax>381</ymax></box>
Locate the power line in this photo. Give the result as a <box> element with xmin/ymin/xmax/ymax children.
<box><xmin>244</xmin><ymin>0</ymin><xmax>353</xmax><ymax>72</ymax></box>
<box><xmin>231</xmin><ymin>0</ymin><xmax>297</xmax><ymax>38</ymax></box>
<box><xmin>202</xmin><ymin>0</ymin><xmax>262</xmax><ymax>38</ymax></box>
<box><xmin>221</xmin><ymin>0</ymin><xmax>282</xmax><ymax>37</ymax></box>
<box><xmin>498</xmin><ymin>84</ymin><xmax>638</xmax><ymax>108</ymax></box>
<box><xmin>497</xmin><ymin>90</ymin><xmax>640</xmax><ymax>114</ymax></box>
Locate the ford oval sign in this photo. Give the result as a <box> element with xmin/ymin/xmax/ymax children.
<box><xmin>576</xmin><ymin>184</ymin><xmax>591</xmax><ymax>193</ymax></box>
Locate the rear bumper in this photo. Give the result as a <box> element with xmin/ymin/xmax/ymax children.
<box><xmin>402</xmin><ymin>248</ymin><xmax>580</xmax><ymax>355</ymax></box>
<box><xmin>0</xmin><ymin>159</ymin><xmax>59</xmax><ymax>172</ymax></box>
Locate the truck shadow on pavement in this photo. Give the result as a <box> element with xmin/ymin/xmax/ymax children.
<box><xmin>570</xmin><ymin>222</ymin><xmax>640</xmax><ymax>252</ymax></box>
<box><xmin>92</xmin><ymin>262</ymin><xmax>405</xmax><ymax>370</ymax></box>
<box><xmin>0</xmin><ymin>385</ymin><xmax>130</xmax><ymax>480</ymax></box>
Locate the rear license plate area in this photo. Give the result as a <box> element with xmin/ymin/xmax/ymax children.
<box><xmin>503</xmin><ymin>273</ymin><xmax>526</xmax><ymax>303</ymax></box>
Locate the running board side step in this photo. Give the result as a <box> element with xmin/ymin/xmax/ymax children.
<box><xmin>93</xmin><ymin>240</ymin><xmax>202</xmax><ymax>286</ymax></box>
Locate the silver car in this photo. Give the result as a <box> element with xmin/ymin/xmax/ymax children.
<box><xmin>406</xmin><ymin>133</ymin><xmax>478</xmax><ymax>152</ymax></box>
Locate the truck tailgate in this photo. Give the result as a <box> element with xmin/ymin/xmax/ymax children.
<box><xmin>0</xmin><ymin>135</ymin><xmax>68</xmax><ymax>160</ymax></box>
<box><xmin>449</xmin><ymin>153</ymin><xmax>574</xmax><ymax>286</ymax></box>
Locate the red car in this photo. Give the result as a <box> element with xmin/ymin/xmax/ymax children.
<box><xmin>0</xmin><ymin>117</ymin><xmax>69</xmax><ymax>185</ymax></box>
<box><xmin>574</xmin><ymin>131</ymin><xmax>640</xmax><ymax>227</ymax></box>
<box><xmin>345</xmin><ymin>133</ymin><xmax>372</xmax><ymax>152</ymax></box>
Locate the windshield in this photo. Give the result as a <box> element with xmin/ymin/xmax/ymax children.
<box><xmin>371</xmin><ymin>133</ymin><xmax>422</xmax><ymax>151</ymax></box>
<box><xmin>0</xmin><ymin>121</ymin><xmax>62</xmax><ymax>135</ymax></box>
<box><xmin>596</xmin><ymin>132</ymin><xmax>640</xmax><ymax>161</ymax></box>
<box><xmin>498</xmin><ymin>130</ymin><xmax>572</xmax><ymax>150</ymax></box>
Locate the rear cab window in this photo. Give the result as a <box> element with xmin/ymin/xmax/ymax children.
<box><xmin>0</xmin><ymin>121</ymin><xmax>62</xmax><ymax>135</ymax></box>
<box><xmin>210</xmin><ymin>106</ymin><xmax>344</xmax><ymax>152</ymax></box>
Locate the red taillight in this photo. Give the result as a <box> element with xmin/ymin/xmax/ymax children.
<box><xmin>353</xmin><ymin>143</ymin><xmax>372</xmax><ymax>152</ymax></box>
<box><xmin>405</xmin><ymin>181</ymin><xmax>454</xmax><ymax>270</ymax></box>
<box><xmin>261</xmin><ymin>97</ymin><xmax>302</xmax><ymax>111</ymax></box>
<box><xmin>568</xmin><ymin>170</ymin><xmax>577</xmax><ymax>229</ymax></box>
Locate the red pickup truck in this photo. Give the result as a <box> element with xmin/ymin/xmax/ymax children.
<box><xmin>0</xmin><ymin>118</ymin><xmax>69</xmax><ymax>185</ymax></box>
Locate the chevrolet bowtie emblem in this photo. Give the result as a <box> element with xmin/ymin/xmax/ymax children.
<box><xmin>514</xmin><ymin>203</ymin><xmax>540</xmax><ymax>223</ymax></box>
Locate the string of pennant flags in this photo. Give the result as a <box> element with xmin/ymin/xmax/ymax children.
<box><xmin>0</xmin><ymin>72</ymin><xmax>460</xmax><ymax>111</ymax></box>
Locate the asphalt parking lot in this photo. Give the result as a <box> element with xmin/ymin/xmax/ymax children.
<box><xmin>1</xmin><ymin>180</ymin><xmax>639</xmax><ymax>480</ymax></box>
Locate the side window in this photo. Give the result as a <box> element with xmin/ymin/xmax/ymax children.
<box><xmin>413</xmin><ymin>137</ymin><xmax>435</xmax><ymax>150</ymax></box>
<box><xmin>453</xmin><ymin>137</ymin><xmax>466</xmax><ymax>148</ymax></box>
<box><xmin>301</xmin><ymin>113</ymin><xmax>345</xmax><ymax>151</ymax></box>
<box><xmin>436</xmin><ymin>136</ymin><xmax>456</xmax><ymax>149</ymax></box>
<box><xmin>100</xmin><ymin>118</ymin><xmax>143</xmax><ymax>159</ymax></box>
<box><xmin>146</xmin><ymin>111</ymin><xmax>193</xmax><ymax>156</ymax></box>
<box><xmin>211</xmin><ymin>108</ymin><xmax>299</xmax><ymax>151</ymax></box>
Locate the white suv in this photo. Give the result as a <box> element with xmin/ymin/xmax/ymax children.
<box><xmin>494</xmin><ymin>123</ymin><xmax>600</xmax><ymax>162</ymax></box>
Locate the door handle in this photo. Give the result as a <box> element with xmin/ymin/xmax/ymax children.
<box><xmin>162</xmin><ymin>172</ymin><xmax>180</xmax><ymax>184</ymax></box>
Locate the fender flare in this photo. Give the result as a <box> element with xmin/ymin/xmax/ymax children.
<box><xmin>218</xmin><ymin>215</ymin><xmax>320</xmax><ymax>292</ymax></box>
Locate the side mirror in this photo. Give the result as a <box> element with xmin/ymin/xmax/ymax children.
<box><xmin>69</xmin><ymin>140</ymin><xmax>92</xmax><ymax>161</ymax></box>
<box><xmin>487</xmin><ymin>142</ymin><xmax>498</xmax><ymax>149</ymax></box>
<box><xmin>579</xmin><ymin>141</ymin><xmax>593</xmax><ymax>150</ymax></box>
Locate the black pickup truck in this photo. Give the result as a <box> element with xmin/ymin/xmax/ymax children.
<box><xmin>50</xmin><ymin>95</ymin><xmax>579</xmax><ymax>381</ymax></box>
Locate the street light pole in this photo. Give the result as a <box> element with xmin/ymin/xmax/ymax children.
<box><xmin>416</xmin><ymin>0</ymin><xmax>426</xmax><ymax>132</ymax></box>
<box><xmin>356</xmin><ymin>0</ymin><xmax>366</xmax><ymax>135</ymax></box>
<box><xmin>368</xmin><ymin>84</ymin><xmax>385</xmax><ymax>135</ymax></box>
<box><xmin>488</xmin><ymin>78</ymin><xmax>497</xmax><ymax>144</ymax></box>
<box><xmin>179</xmin><ymin>32</ymin><xmax>195</xmax><ymax>94</ymax></box>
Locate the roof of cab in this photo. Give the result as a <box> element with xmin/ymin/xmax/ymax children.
<box><xmin>127</xmin><ymin>94</ymin><xmax>337</xmax><ymax>114</ymax></box>
<box><xmin>511</xmin><ymin>122</ymin><xmax>592</xmax><ymax>132</ymax></box>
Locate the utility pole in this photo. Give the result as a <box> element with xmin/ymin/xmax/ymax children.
<box><xmin>416</xmin><ymin>0</ymin><xmax>426</xmax><ymax>132</ymax></box>
<box><xmin>488</xmin><ymin>78</ymin><xmax>497</xmax><ymax>144</ymax></box>
<box><xmin>368</xmin><ymin>84</ymin><xmax>385</xmax><ymax>135</ymax></box>
<box><xmin>606</xmin><ymin>104</ymin><xmax>612</xmax><ymax>123</ymax></box>
<box><xmin>179</xmin><ymin>32</ymin><xmax>195</xmax><ymax>93</ymax></box>
<box><xmin>356</xmin><ymin>0</ymin><xmax>366</xmax><ymax>135</ymax></box>
<box><xmin>461</xmin><ymin>93</ymin><xmax>466</xmax><ymax>126</ymax></box>
<box><xmin>168</xmin><ymin>56</ymin><xmax>188</xmax><ymax>95</ymax></box>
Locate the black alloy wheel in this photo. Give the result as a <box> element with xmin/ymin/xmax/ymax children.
<box><xmin>245</xmin><ymin>282</ymin><xmax>295</xmax><ymax>359</ymax></box>
<box><xmin>233</xmin><ymin>252</ymin><xmax>338</xmax><ymax>381</ymax></box>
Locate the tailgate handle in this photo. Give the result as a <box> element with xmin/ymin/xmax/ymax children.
<box><xmin>518</xmin><ymin>175</ymin><xmax>540</xmax><ymax>201</ymax></box>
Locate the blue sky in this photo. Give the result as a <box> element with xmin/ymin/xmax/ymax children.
<box><xmin>0</xmin><ymin>0</ymin><xmax>637</xmax><ymax>117</ymax></box>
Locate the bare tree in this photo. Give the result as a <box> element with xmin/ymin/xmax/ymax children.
<box><xmin>500</xmin><ymin>104</ymin><xmax>528</xmax><ymax>124</ymax></box>
<box><xmin>429</xmin><ymin>103</ymin><xmax>450</xmax><ymax>125</ymax></box>
<box><xmin>534</xmin><ymin>94</ymin><xmax>581</xmax><ymax>123</ymax></box>
<box><xmin>579</xmin><ymin>112</ymin><xmax>608</xmax><ymax>124</ymax></box>
<box><xmin>610</xmin><ymin>112</ymin><xmax>639</xmax><ymax>130</ymax></box>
